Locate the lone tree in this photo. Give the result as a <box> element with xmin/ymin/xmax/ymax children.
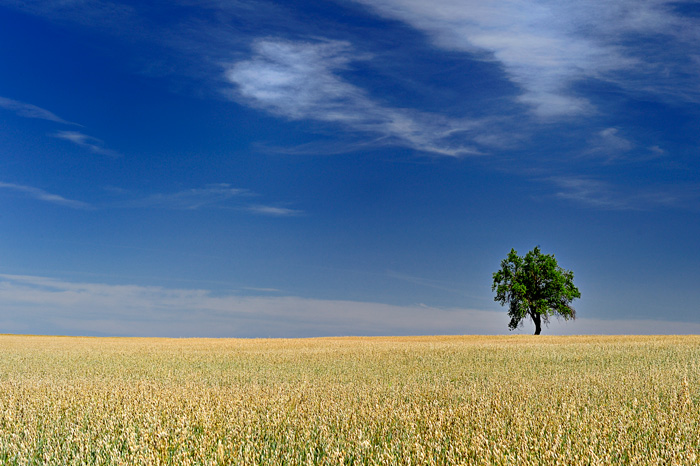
<box><xmin>492</xmin><ymin>246</ymin><xmax>580</xmax><ymax>335</ymax></box>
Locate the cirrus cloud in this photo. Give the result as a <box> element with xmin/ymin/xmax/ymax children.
<box><xmin>0</xmin><ymin>182</ymin><xmax>92</xmax><ymax>210</ymax></box>
<box><xmin>52</xmin><ymin>131</ymin><xmax>121</xmax><ymax>158</ymax></box>
<box><xmin>2</xmin><ymin>274</ymin><xmax>700</xmax><ymax>337</ymax></box>
<box><xmin>0</xmin><ymin>96</ymin><xmax>80</xmax><ymax>125</ymax></box>
<box><xmin>349</xmin><ymin>0</ymin><xmax>700</xmax><ymax>116</ymax></box>
<box><xmin>225</xmin><ymin>39</ymin><xmax>486</xmax><ymax>157</ymax></box>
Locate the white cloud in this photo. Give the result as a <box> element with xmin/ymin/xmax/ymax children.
<box><xmin>225</xmin><ymin>39</ymin><xmax>484</xmax><ymax>157</ymax></box>
<box><xmin>585</xmin><ymin>127</ymin><xmax>634</xmax><ymax>161</ymax></box>
<box><xmin>52</xmin><ymin>131</ymin><xmax>120</xmax><ymax>157</ymax></box>
<box><xmin>0</xmin><ymin>274</ymin><xmax>505</xmax><ymax>337</ymax></box>
<box><xmin>1</xmin><ymin>274</ymin><xmax>697</xmax><ymax>337</ymax></box>
<box><xmin>596</xmin><ymin>128</ymin><xmax>633</xmax><ymax>151</ymax></box>
<box><xmin>548</xmin><ymin>176</ymin><xmax>682</xmax><ymax>210</ymax></box>
<box><xmin>120</xmin><ymin>184</ymin><xmax>303</xmax><ymax>215</ymax></box>
<box><xmin>246</xmin><ymin>205</ymin><xmax>303</xmax><ymax>217</ymax></box>
<box><xmin>125</xmin><ymin>184</ymin><xmax>249</xmax><ymax>210</ymax></box>
<box><xmin>350</xmin><ymin>0</ymin><xmax>699</xmax><ymax>116</ymax></box>
<box><xmin>0</xmin><ymin>182</ymin><xmax>92</xmax><ymax>210</ymax></box>
<box><xmin>0</xmin><ymin>181</ymin><xmax>302</xmax><ymax>215</ymax></box>
<box><xmin>7</xmin><ymin>1</ymin><xmax>697</xmax><ymax>120</ymax></box>
<box><xmin>649</xmin><ymin>145</ymin><xmax>666</xmax><ymax>157</ymax></box>
<box><xmin>0</xmin><ymin>96</ymin><xmax>79</xmax><ymax>125</ymax></box>
<box><xmin>551</xmin><ymin>177</ymin><xmax>623</xmax><ymax>209</ymax></box>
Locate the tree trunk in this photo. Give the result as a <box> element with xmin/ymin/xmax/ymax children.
<box><xmin>532</xmin><ymin>312</ymin><xmax>542</xmax><ymax>335</ymax></box>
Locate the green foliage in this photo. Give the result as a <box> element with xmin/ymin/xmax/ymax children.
<box><xmin>492</xmin><ymin>246</ymin><xmax>581</xmax><ymax>334</ymax></box>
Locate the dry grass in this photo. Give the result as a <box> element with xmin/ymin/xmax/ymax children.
<box><xmin>0</xmin><ymin>334</ymin><xmax>698</xmax><ymax>464</ymax></box>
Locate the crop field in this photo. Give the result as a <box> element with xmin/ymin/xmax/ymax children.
<box><xmin>0</xmin><ymin>335</ymin><xmax>698</xmax><ymax>465</ymax></box>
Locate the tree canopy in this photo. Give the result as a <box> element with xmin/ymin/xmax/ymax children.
<box><xmin>492</xmin><ymin>246</ymin><xmax>580</xmax><ymax>335</ymax></box>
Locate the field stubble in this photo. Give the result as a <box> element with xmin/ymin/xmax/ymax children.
<box><xmin>0</xmin><ymin>334</ymin><xmax>698</xmax><ymax>465</ymax></box>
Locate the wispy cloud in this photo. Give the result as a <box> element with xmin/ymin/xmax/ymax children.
<box><xmin>548</xmin><ymin>176</ymin><xmax>684</xmax><ymax>211</ymax></box>
<box><xmin>127</xmin><ymin>185</ymin><xmax>305</xmax><ymax>215</ymax></box>
<box><xmin>0</xmin><ymin>274</ymin><xmax>503</xmax><ymax>337</ymax></box>
<box><xmin>52</xmin><ymin>131</ymin><xmax>120</xmax><ymax>157</ymax></box>
<box><xmin>583</xmin><ymin>128</ymin><xmax>670</xmax><ymax>164</ymax></box>
<box><xmin>242</xmin><ymin>286</ymin><xmax>282</xmax><ymax>293</ymax></box>
<box><xmin>245</xmin><ymin>205</ymin><xmax>303</xmax><ymax>217</ymax></box>
<box><xmin>119</xmin><ymin>184</ymin><xmax>305</xmax><ymax>215</ymax></box>
<box><xmin>2</xmin><ymin>274</ymin><xmax>699</xmax><ymax>337</ymax></box>
<box><xmin>350</xmin><ymin>0</ymin><xmax>700</xmax><ymax>116</ymax></box>
<box><xmin>125</xmin><ymin>184</ymin><xmax>249</xmax><ymax>210</ymax></box>
<box><xmin>0</xmin><ymin>96</ymin><xmax>79</xmax><ymax>125</ymax></box>
<box><xmin>225</xmin><ymin>39</ymin><xmax>485</xmax><ymax>157</ymax></box>
<box><xmin>585</xmin><ymin>128</ymin><xmax>634</xmax><ymax>161</ymax></box>
<box><xmin>550</xmin><ymin>177</ymin><xmax>630</xmax><ymax>210</ymax></box>
<box><xmin>0</xmin><ymin>182</ymin><xmax>92</xmax><ymax>210</ymax></box>
<box><xmin>111</xmin><ymin>184</ymin><xmax>306</xmax><ymax>215</ymax></box>
<box><xmin>0</xmin><ymin>98</ymin><xmax>119</xmax><ymax>157</ymax></box>
<box><xmin>0</xmin><ymin>181</ymin><xmax>303</xmax><ymax>215</ymax></box>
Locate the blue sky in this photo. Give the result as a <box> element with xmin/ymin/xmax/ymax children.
<box><xmin>1</xmin><ymin>0</ymin><xmax>699</xmax><ymax>337</ymax></box>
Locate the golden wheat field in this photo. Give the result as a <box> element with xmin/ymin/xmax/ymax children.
<box><xmin>0</xmin><ymin>334</ymin><xmax>698</xmax><ymax>465</ymax></box>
